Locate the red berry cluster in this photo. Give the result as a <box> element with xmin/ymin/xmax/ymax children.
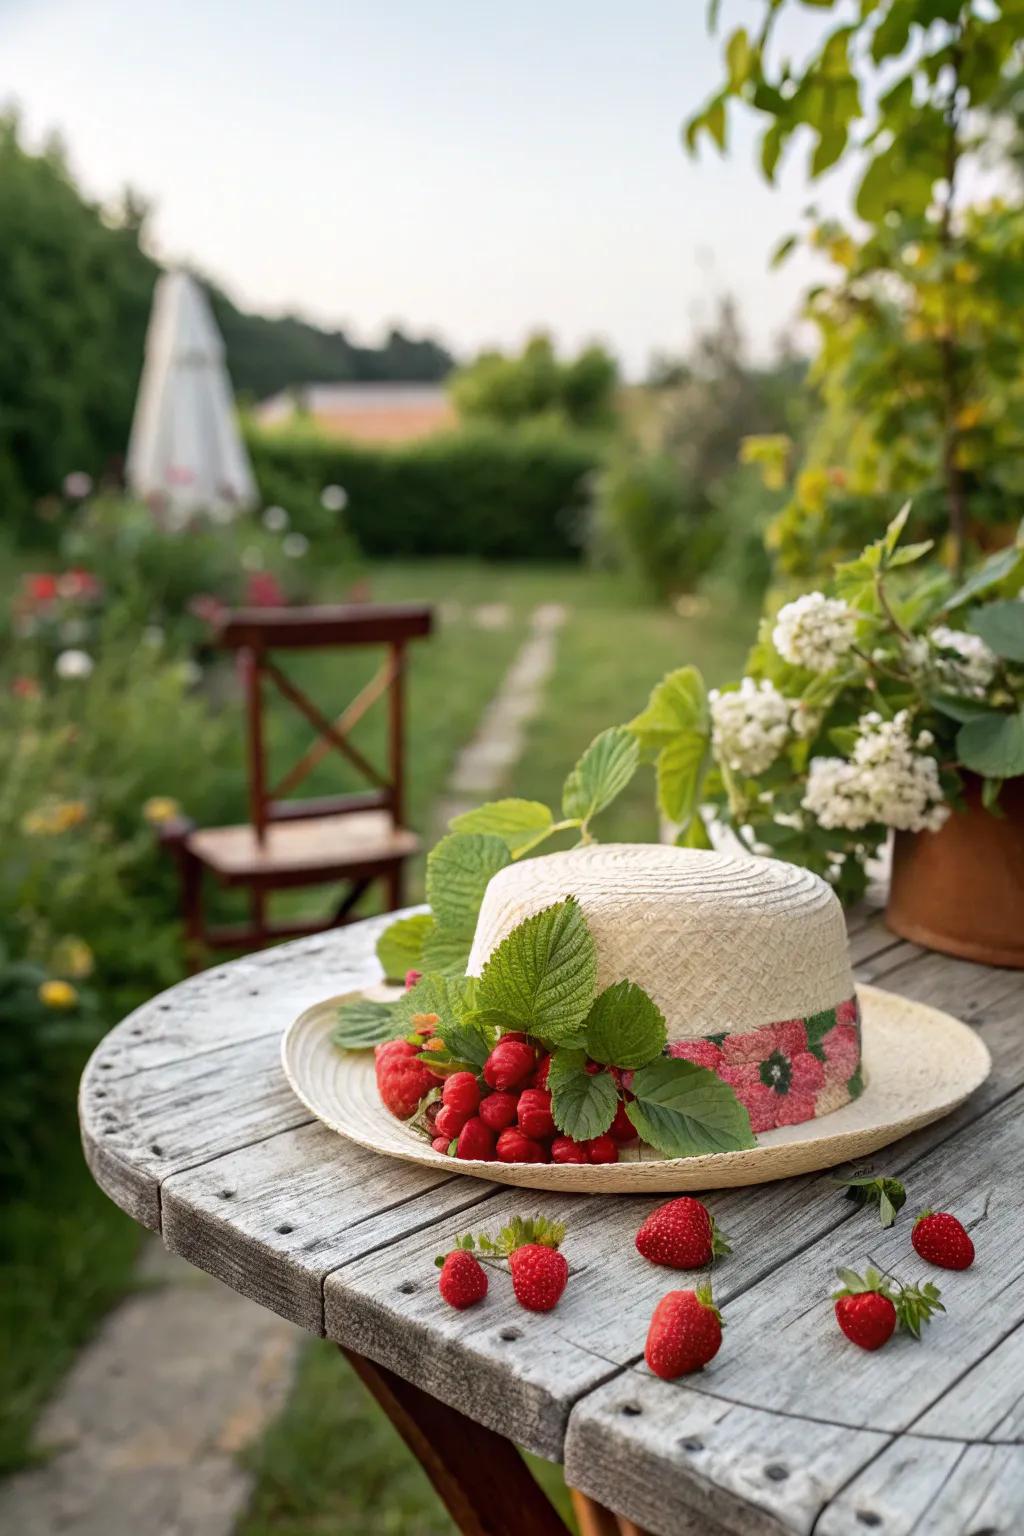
<box><xmin>414</xmin><ymin>1036</ymin><xmax>637</xmax><ymax>1165</ymax></box>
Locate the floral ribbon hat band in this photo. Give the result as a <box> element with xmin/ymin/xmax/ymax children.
<box><xmin>296</xmin><ymin>842</ymin><xmax>990</xmax><ymax>1191</ymax></box>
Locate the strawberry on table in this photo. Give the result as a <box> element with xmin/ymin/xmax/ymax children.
<box><xmin>374</xmin><ymin>1039</ymin><xmax>441</xmax><ymax>1120</ymax></box>
<box><xmin>635</xmin><ymin>1197</ymin><xmax>731</xmax><ymax>1270</ymax></box>
<box><xmin>832</xmin><ymin>1266</ymin><xmax>944</xmax><ymax>1349</ymax></box>
<box><xmin>912</xmin><ymin>1211</ymin><xmax>975</xmax><ymax>1270</ymax></box>
<box><xmin>436</xmin><ymin>1249</ymin><xmax>488</xmax><ymax>1309</ymax></box>
<box><xmin>509</xmin><ymin>1242</ymin><xmax>568</xmax><ymax>1312</ymax></box>
<box><xmin>645</xmin><ymin>1287</ymin><xmax>723</xmax><ymax>1379</ymax></box>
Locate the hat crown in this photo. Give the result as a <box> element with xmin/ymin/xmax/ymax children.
<box><xmin>467</xmin><ymin>844</ymin><xmax>853</xmax><ymax>1041</ymax></box>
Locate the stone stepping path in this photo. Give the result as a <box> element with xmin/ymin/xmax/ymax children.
<box><xmin>0</xmin><ymin>1239</ymin><xmax>299</xmax><ymax>1536</ymax></box>
<box><xmin>433</xmin><ymin>602</ymin><xmax>567</xmax><ymax>834</ymax></box>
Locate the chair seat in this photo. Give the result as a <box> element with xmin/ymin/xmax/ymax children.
<box><xmin>187</xmin><ymin>812</ymin><xmax>419</xmax><ymax>881</ymax></box>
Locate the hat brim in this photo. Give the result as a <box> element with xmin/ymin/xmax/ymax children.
<box><xmin>280</xmin><ymin>984</ymin><xmax>990</xmax><ymax>1192</ymax></box>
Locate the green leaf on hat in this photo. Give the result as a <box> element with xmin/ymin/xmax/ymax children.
<box><xmin>435</xmin><ymin>1010</ymin><xmax>496</xmax><ymax>1071</ymax></box>
<box><xmin>562</xmin><ymin>727</ymin><xmax>639</xmax><ymax>823</ymax></box>
<box><xmin>448</xmin><ymin>798</ymin><xmax>555</xmax><ymax>856</ymax></box>
<box><xmin>475</xmin><ymin>897</ymin><xmax>597</xmax><ymax>1044</ymax></box>
<box><xmin>393</xmin><ymin>972</ymin><xmax>477</xmax><ymax>1033</ymax></box>
<box><xmin>426</xmin><ymin>833</ymin><xmax>510</xmax><ymax>933</ymax></box>
<box><xmin>375</xmin><ymin>912</ymin><xmax>434</xmax><ymax>983</ymax></box>
<box><xmin>421</xmin><ymin>923</ymin><xmax>474</xmax><ymax>979</ymax></box>
<box><xmin>582</xmin><ymin>980</ymin><xmax>667</xmax><ymax>1069</ymax></box>
<box><xmin>548</xmin><ymin>1048</ymin><xmax>618</xmax><ymax>1142</ymax></box>
<box><xmin>332</xmin><ymin>998</ymin><xmax>402</xmax><ymax>1050</ymax></box>
<box><xmin>625</xmin><ymin>1058</ymin><xmax>755</xmax><ymax>1157</ymax></box>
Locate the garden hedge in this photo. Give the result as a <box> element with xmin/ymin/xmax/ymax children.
<box><xmin>247</xmin><ymin>423</ymin><xmax>604</xmax><ymax>560</ymax></box>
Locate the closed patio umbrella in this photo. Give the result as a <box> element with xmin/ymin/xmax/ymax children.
<box><xmin>126</xmin><ymin>269</ymin><xmax>257</xmax><ymax>527</ymax></box>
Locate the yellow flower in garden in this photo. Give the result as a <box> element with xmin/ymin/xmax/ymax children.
<box><xmin>22</xmin><ymin>800</ymin><xmax>89</xmax><ymax>836</ymax></box>
<box><xmin>51</xmin><ymin>936</ymin><xmax>94</xmax><ymax>980</ymax></box>
<box><xmin>39</xmin><ymin>979</ymin><xmax>79</xmax><ymax>1010</ymax></box>
<box><xmin>143</xmin><ymin>796</ymin><xmax>181</xmax><ymax>826</ymax></box>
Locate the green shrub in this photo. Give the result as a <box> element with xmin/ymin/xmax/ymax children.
<box><xmin>247</xmin><ymin>422</ymin><xmax>602</xmax><ymax>560</ymax></box>
<box><xmin>590</xmin><ymin>452</ymin><xmax>726</xmax><ymax>598</ymax></box>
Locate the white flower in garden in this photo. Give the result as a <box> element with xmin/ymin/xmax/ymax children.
<box><xmin>55</xmin><ymin>649</ymin><xmax>94</xmax><ymax>680</ymax></box>
<box><xmin>321</xmin><ymin>484</ymin><xmax>348</xmax><ymax>512</ymax></box>
<box><xmin>772</xmin><ymin>592</ymin><xmax>858</xmax><ymax>673</ymax></box>
<box><xmin>262</xmin><ymin>505</ymin><xmax>290</xmax><ymax>532</ymax></box>
<box><xmin>803</xmin><ymin>710</ymin><xmax>948</xmax><ymax>834</ymax></box>
<box><xmin>282</xmin><ymin>532</ymin><xmax>309</xmax><ymax>558</ymax></box>
<box><xmin>710</xmin><ymin>678</ymin><xmax>790</xmax><ymax>776</ymax></box>
<box><xmin>62</xmin><ymin>470</ymin><xmax>93</xmax><ymax>499</ymax></box>
<box><xmin>929</xmin><ymin>625</ymin><xmax>998</xmax><ymax>699</ymax></box>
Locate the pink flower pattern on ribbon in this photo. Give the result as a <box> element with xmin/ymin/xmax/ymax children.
<box><xmin>667</xmin><ymin>998</ymin><xmax>861</xmax><ymax>1135</ymax></box>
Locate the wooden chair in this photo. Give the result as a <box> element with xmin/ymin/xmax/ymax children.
<box><xmin>161</xmin><ymin>602</ymin><xmax>433</xmax><ymax>962</ymax></box>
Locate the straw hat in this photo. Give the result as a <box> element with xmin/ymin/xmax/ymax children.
<box><xmin>282</xmin><ymin>846</ymin><xmax>991</xmax><ymax>1192</ymax></box>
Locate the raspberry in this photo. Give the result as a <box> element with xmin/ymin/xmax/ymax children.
<box><xmin>404</xmin><ymin>969</ymin><xmax>423</xmax><ymax>990</ymax></box>
<box><xmin>609</xmin><ymin>1101</ymin><xmax>638</xmax><ymax>1143</ymax></box>
<box><xmin>434</xmin><ymin>1103</ymin><xmax>469</xmax><ymax>1141</ymax></box>
<box><xmin>550</xmin><ymin>1135</ymin><xmax>588</xmax><ymax>1164</ymax></box>
<box><xmin>442</xmin><ymin>1072</ymin><xmax>481</xmax><ymax>1117</ymax></box>
<box><xmin>532</xmin><ymin>1053</ymin><xmax>551</xmax><ymax>1088</ymax></box>
<box><xmin>423</xmin><ymin>1099</ymin><xmax>442</xmax><ymax>1132</ymax></box>
<box><xmin>517</xmin><ymin>1088</ymin><xmax>555</xmax><ymax>1140</ymax></box>
<box><xmin>478</xmin><ymin>1091</ymin><xmax>519</xmax><ymax>1131</ymax></box>
<box><xmin>584</xmin><ymin>1134</ymin><xmax>619</xmax><ymax>1164</ymax></box>
<box><xmin>431</xmin><ymin>1135</ymin><xmax>451</xmax><ymax>1154</ymax></box>
<box><xmin>496</xmin><ymin>1128</ymin><xmax>547</xmax><ymax>1163</ymax></box>
<box><xmin>482</xmin><ymin>1039</ymin><xmax>536</xmax><ymax>1091</ymax></box>
<box><xmin>456</xmin><ymin>1117</ymin><xmax>496</xmax><ymax>1160</ymax></box>
<box><xmin>374</xmin><ymin>1039</ymin><xmax>440</xmax><ymax>1120</ymax></box>
<box><xmin>437</xmin><ymin>1250</ymin><xmax>488</xmax><ymax>1309</ymax></box>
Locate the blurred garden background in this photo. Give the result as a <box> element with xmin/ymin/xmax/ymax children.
<box><xmin>2</xmin><ymin>0</ymin><xmax>1023</xmax><ymax>1531</ymax></box>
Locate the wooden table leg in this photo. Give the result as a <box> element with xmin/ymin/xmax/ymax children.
<box><xmin>341</xmin><ymin>1346</ymin><xmax>572</xmax><ymax>1536</ymax></box>
<box><xmin>570</xmin><ymin>1488</ymin><xmax>652</xmax><ymax>1536</ymax></box>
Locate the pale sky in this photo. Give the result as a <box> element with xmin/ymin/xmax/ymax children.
<box><xmin>2</xmin><ymin>0</ymin><xmax>854</xmax><ymax>375</ymax></box>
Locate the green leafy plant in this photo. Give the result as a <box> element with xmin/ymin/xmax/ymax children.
<box><xmin>630</xmin><ymin>507</ymin><xmax>1024</xmax><ymax>901</ymax></box>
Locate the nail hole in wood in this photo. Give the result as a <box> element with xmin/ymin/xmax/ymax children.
<box><xmin>158</xmin><ymin>1003</ymin><xmax>171</xmax><ymax>1011</ymax></box>
<box><xmin>250</xmin><ymin>989</ymin><xmax>260</xmax><ymax>996</ymax></box>
<box><xmin>681</xmin><ymin>1438</ymin><xmax>704</xmax><ymax>1454</ymax></box>
<box><xmin>499</xmin><ymin>1328</ymin><xmax>521</xmax><ymax>1342</ymax></box>
<box><xmin>94</xmin><ymin>1090</ymin><xmax>106</xmax><ymax>1099</ymax></box>
<box><xmin>620</xmin><ymin>1403</ymin><xmax>642</xmax><ymax>1417</ymax></box>
<box><xmin>764</xmin><ymin>1465</ymin><xmax>789</xmax><ymax>1482</ymax></box>
<box><xmin>150</xmin><ymin>1143</ymin><xmax>163</xmax><ymax>1156</ymax></box>
<box><xmin>220</xmin><ymin>1190</ymin><xmax>235</xmax><ymax>1200</ymax></box>
<box><xmin>130</xmin><ymin>1028</ymin><xmax>142</xmax><ymax>1037</ymax></box>
<box><xmin>99</xmin><ymin>1062</ymin><xmax>112</xmax><ymax>1071</ymax></box>
<box><xmin>397</xmin><ymin>1282</ymin><xmax>416</xmax><ymax>1295</ymax></box>
<box><xmin>856</xmin><ymin>1515</ymin><xmax>881</xmax><ymax>1529</ymax></box>
<box><xmin>276</xmin><ymin>1223</ymin><xmax>294</xmax><ymax>1235</ymax></box>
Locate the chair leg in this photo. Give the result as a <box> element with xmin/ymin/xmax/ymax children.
<box><xmin>179</xmin><ymin>846</ymin><xmax>206</xmax><ymax>974</ymax></box>
<box><xmin>384</xmin><ymin>859</ymin><xmax>405</xmax><ymax>912</ymax></box>
<box><xmin>342</xmin><ymin>1347</ymin><xmax>570</xmax><ymax>1536</ymax></box>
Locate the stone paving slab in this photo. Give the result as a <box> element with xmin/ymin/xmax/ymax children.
<box><xmin>0</xmin><ymin>1240</ymin><xmax>299</xmax><ymax>1536</ymax></box>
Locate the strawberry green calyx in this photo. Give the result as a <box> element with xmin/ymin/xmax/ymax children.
<box><xmin>471</xmin><ymin>1215</ymin><xmax>567</xmax><ymax>1257</ymax></box>
<box><xmin>694</xmin><ymin>1282</ymin><xmax>725</xmax><ymax>1327</ymax></box>
<box><xmin>710</xmin><ymin>1214</ymin><xmax>732</xmax><ymax>1258</ymax></box>
<box><xmin>834</xmin><ymin>1172</ymin><xmax>907</xmax><ymax>1227</ymax></box>
<box><xmin>892</xmin><ymin>1279</ymin><xmax>944</xmax><ymax>1340</ymax></box>
<box><xmin>832</xmin><ymin>1265</ymin><xmax>891</xmax><ymax>1300</ymax></box>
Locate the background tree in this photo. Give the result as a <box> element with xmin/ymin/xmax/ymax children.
<box><xmin>687</xmin><ymin>1</ymin><xmax>1024</xmax><ymax>579</ymax></box>
<box><xmin>450</xmin><ymin>333</ymin><xmax>618</xmax><ymax>430</ymax></box>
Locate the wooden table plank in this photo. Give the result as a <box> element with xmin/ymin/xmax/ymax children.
<box><xmin>817</xmin><ymin>1438</ymin><xmax>1024</xmax><ymax>1535</ymax></box>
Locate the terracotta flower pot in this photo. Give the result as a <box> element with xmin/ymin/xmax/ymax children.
<box><xmin>886</xmin><ymin>773</ymin><xmax>1024</xmax><ymax>968</ymax></box>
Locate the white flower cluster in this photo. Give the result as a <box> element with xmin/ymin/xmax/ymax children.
<box><xmin>802</xmin><ymin>710</ymin><xmax>949</xmax><ymax>834</ymax></box>
<box><xmin>928</xmin><ymin>625</ymin><xmax>998</xmax><ymax>700</ymax></box>
<box><xmin>710</xmin><ymin>678</ymin><xmax>790</xmax><ymax>776</ymax></box>
<box><xmin>772</xmin><ymin>592</ymin><xmax>858</xmax><ymax>673</ymax></box>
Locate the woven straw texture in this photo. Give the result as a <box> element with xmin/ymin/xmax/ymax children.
<box><xmin>466</xmin><ymin>845</ymin><xmax>854</xmax><ymax>1040</ymax></box>
<box><xmin>281</xmin><ymin>985</ymin><xmax>991</xmax><ymax>1194</ymax></box>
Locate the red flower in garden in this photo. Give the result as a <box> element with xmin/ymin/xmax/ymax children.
<box><xmin>11</xmin><ymin>675</ymin><xmax>41</xmax><ymax>699</ymax></box>
<box><xmin>25</xmin><ymin>573</ymin><xmax>59</xmax><ymax>605</ymax></box>
<box><xmin>245</xmin><ymin>571</ymin><xmax>287</xmax><ymax>607</ymax></box>
<box><xmin>58</xmin><ymin>568</ymin><xmax>101</xmax><ymax>601</ymax></box>
<box><xmin>188</xmin><ymin>593</ymin><xmax>228</xmax><ymax>627</ymax></box>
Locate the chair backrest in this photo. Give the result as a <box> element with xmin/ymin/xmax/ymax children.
<box><xmin>214</xmin><ymin>603</ymin><xmax>433</xmax><ymax>841</ymax></box>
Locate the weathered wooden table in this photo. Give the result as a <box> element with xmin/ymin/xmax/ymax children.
<box><xmin>80</xmin><ymin>908</ymin><xmax>1024</xmax><ymax>1536</ymax></box>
